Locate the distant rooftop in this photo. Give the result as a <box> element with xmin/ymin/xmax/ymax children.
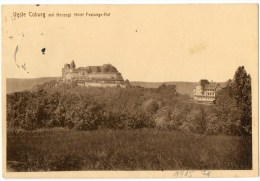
<box><xmin>198</xmin><ymin>79</ymin><xmax>220</xmax><ymax>90</ymax></box>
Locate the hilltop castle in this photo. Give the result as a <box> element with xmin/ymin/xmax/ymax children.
<box><xmin>62</xmin><ymin>61</ymin><xmax>126</xmax><ymax>88</ymax></box>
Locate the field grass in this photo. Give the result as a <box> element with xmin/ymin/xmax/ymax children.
<box><xmin>7</xmin><ymin>128</ymin><xmax>252</xmax><ymax>171</ymax></box>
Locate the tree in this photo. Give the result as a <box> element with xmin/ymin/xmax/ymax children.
<box><xmin>101</xmin><ymin>64</ymin><xmax>118</xmax><ymax>73</ymax></box>
<box><xmin>233</xmin><ymin>66</ymin><xmax>251</xmax><ymax>104</ymax></box>
<box><xmin>232</xmin><ymin>66</ymin><xmax>252</xmax><ymax>134</ymax></box>
<box><xmin>124</xmin><ymin>79</ymin><xmax>131</xmax><ymax>87</ymax></box>
<box><xmin>215</xmin><ymin>66</ymin><xmax>252</xmax><ymax>135</ymax></box>
<box><xmin>158</xmin><ymin>83</ymin><xmax>167</xmax><ymax>90</ymax></box>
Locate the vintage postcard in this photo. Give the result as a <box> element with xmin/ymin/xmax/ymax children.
<box><xmin>2</xmin><ymin>4</ymin><xmax>259</xmax><ymax>178</ymax></box>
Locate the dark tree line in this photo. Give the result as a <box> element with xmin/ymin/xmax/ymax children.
<box><xmin>7</xmin><ymin>66</ymin><xmax>252</xmax><ymax>136</ymax></box>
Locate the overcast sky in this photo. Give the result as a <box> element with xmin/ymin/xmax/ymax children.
<box><xmin>2</xmin><ymin>4</ymin><xmax>258</xmax><ymax>82</ymax></box>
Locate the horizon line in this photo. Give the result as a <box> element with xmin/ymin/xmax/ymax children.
<box><xmin>6</xmin><ymin>77</ymin><xmax>228</xmax><ymax>83</ymax></box>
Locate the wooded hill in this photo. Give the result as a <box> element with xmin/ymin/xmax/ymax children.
<box><xmin>6</xmin><ymin>77</ymin><xmax>60</xmax><ymax>94</ymax></box>
<box><xmin>7</xmin><ymin>77</ymin><xmax>197</xmax><ymax>97</ymax></box>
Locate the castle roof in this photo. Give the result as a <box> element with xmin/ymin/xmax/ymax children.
<box><xmin>71</xmin><ymin>64</ymin><xmax>119</xmax><ymax>73</ymax></box>
<box><xmin>64</xmin><ymin>64</ymin><xmax>70</xmax><ymax>68</ymax></box>
<box><xmin>90</xmin><ymin>66</ymin><xmax>101</xmax><ymax>72</ymax></box>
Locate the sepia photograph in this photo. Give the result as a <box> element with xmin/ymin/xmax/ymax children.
<box><xmin>1</xmin><ymin>3</ymin><xmax>258</xmax><ymax>178</ymax></box>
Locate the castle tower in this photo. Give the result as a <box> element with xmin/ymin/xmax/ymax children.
<box><xmin>70</xmin><ymin>60</ymin><xmax>76</xmax><ymax>69</ymax></box>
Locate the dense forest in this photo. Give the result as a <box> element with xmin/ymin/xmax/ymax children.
<box><xmin>7</xmin><ymin>66</ymin><xmax>252</xmax><ymax>136</ymax></box>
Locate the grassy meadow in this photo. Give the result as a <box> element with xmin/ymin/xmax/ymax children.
<box><xmin>7</xmin><ymin>128</ymin><xmax>252</xmax><ymax>171</ymax></box>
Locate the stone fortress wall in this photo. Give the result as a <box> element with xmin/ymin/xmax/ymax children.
<box><xmin>62</xmin><ymin>61</ymin><xmax>126</xmax><ymax>88</ymax></box>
